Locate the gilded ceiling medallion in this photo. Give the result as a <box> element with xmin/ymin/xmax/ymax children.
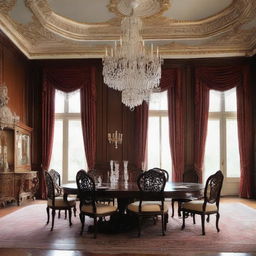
<box><xmin>108</xmin><ymin>0</ymin><xmax>170</xmax><ymax>17</ymax></box>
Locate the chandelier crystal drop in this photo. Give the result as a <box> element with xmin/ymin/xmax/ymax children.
<box><xmin>102</xmin><ymin>9</ymin><xmax>163</xmax><ymax>109</ymax></box>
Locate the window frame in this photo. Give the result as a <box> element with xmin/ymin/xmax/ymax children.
<box><xmin>147</xmin><ymin>91</ymin><xmax>172</xmax><ymax>177</ymax></box>
<box><xmin>52</xmin><ymin>90</ymin><xmax>86</xmax><ymax>184</ymax></box>
<box><xmin>207</xmin><ymin>90</ymin><xmax>239</xmax><ymax>182</ymax></box>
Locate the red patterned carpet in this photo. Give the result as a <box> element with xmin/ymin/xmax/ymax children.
<box><xmin>0</xmin><ymin>202</ymin><xmax>255</xmax><ymax>255</ymax></box>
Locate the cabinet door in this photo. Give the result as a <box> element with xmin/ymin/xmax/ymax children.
<box><xmin>0</xmin><ymin>173</ymin><xmax>14</xmax><ymax>198</ymax></box>
<box><xmin>15</xmin><ymin>125</ymin><xmax>32</xmax><ymax>172</ymax></box>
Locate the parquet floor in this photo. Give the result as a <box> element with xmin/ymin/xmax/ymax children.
<box><xmin>0</xmin><ymin>197</ymin><xmax>255</xmax><ymax>256</ymax></box>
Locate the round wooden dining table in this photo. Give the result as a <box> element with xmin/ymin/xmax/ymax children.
<box><xmin>62</xmin><ymin>181</ymin><xmax>203</xmax><ymax>197</ymax></box>
<box><xmin>62</xmin><ymin>181</ymin><xmax>203</xmax><ymax>233</ymax></box>
<box><xmin>62</xmin><ymin>181</ymin><xmax>203</xmax><ymax>210</ymax></box>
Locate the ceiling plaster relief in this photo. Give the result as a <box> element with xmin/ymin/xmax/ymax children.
<box><xmin>0</xmin><ymin>0</ymin><xmax>255</xmax><ymax>59</ymax></box>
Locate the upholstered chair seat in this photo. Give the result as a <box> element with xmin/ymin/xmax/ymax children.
<box><xmin>182</xmin><ymin>200</ymin><xmax>218</xmax><ymax>212</ymax></box>
<box><xmin>48</xmin><ymin>196</ymin><xmax>76</xmax><ymax>208</ymax></box>
<box><xmin>81</xmin><ymin>204</ymin><xmax>117</xmax><ymax>215</ymax></box>
<box><xmin>128</xmin><ymin>201</ymin><xmax>168</xmax><ymax>213</ymax></box>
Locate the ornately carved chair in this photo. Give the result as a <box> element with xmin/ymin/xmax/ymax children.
<box><xmin>45</xmin><ymin>171</ymin><xmax>76</xmax><ymax>231</ymax></box>
<box><xmin>181</xmin><ymin>170</ymin><xmax>224</xmax><ymax>235</ymax></box>
<box><xmin>76</xmin><ymin>169</ymin><xmax>117</xmax><ymax>238</ymax></box>
<box><xmin>171</xmin><ymin>169</ymin><xmax>199</xmax><ymax>217</ymax></box>
<box><xmin>87</xmin><ymin>169</ymin><xmax>114</xmax><ymax>205</ymax></box>
<box><xmin>127</xmin><ymin>169</ymin><xmax>169</xmax><ymax>237</ymax></box>
<box><xmin>48</xmin><ymin>169</ymin><xmax>77</xmax><ymax>218</ymax></box>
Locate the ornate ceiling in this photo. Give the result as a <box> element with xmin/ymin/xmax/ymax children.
<box><xmin>0</xmin><ymin>0</ymin><xmax>255</xmax><ymax>59</ymax></box>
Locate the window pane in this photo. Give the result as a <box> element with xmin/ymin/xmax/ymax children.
<box><xmin>68</xmin><ymin>90</ymin><xmax>81</xmax><ymax>113</ymax></box>
<box><xmin>209</xmin><ymin>90</ymin><xmax>221</xmax><ymax>112</ymax></box>
<box><xmin>204</xmin><ymin>120</ymin><xmax>220</xmax><ymax>182</ymax></box>
<box><xmin>68</xmin><ymin>120</ymin><xmax>87</xmax><ymax>181</ymax></box>
<box><xmin>55</xmin><ymin>90</ymin><xmax>65</xmax><ymax>113</ymax></box>
<box><xmin>226</xmin><ymin>119</ymin><xmax>240</xmax><ymax>177</ymax></box>
<box><xmin>49</xmin><ymin>120</ymin><xmax>63</xmax><ymax>178</ymax></box>
<box><xmin>161</xmin><ymin>117</ymin><xmax>172</xmax><ymax>179</ymax></box>
<box><xmin>147</xmin><ymin>117</ymin><xmax>160</xmax><ymax>169</ymax></box>
<box><xmin>225</xmin><ymin>88</ymin><xmax>237</xmax><ymax>112</ymax></box>
<box><xmin>149</xmin><ymin>91</ymin><xmax>168</xmax><ymax>110</ymax></box>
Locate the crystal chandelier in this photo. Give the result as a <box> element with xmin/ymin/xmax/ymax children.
<box><xmin>102</xmin><ymin>5</ymin><xmax>163</xmax><ymax>109</ymax></box>
<box><xmin>0</xmin><ymin>84</ymin><xmax>19</xmax><ymax>129</ymax></box>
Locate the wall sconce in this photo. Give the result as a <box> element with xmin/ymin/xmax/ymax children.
<box><xmin>108</xmin><ymin>130</ymin><xmax>123</xmax><ymax>149</ymax></box>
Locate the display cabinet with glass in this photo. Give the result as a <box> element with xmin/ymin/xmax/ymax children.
<box><xmin>0</xmin><ymin>123</ymin><xmax>38</xmax><ymax>207</ymax></box>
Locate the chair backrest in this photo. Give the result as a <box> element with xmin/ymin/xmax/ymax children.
<box><xmin>76</xmin><ymin>169</ymin><xmax>96</xmax><ymax>206</ymax></box>
<box><xmin>137</xmin><ymin>169</ymin><xmax>166</xmax><ymax>211</ymax></box>
<box><xmin>138</xmin><ymin>169</ymin><xmax>166</xmax><ymax>193</ymax></box>
<box><xmin>48</xmin><ymin>169</ymin><xmax>61</xmax><ymax>186</ymax></box>
<box><xmin>183</xmin><ymin>169</ymin><xmax>199</xmax><ymax>183</ymax></box>
<box><xmin>48</xmin><ymin>169</ymin><xmax>62</xmax><ymax>196</ymax></box>
<box><xmin>203</xmin><ymin>170</ymin><xmax>224</xmax><ymax>209</ymax></box>
<box><xmin>45</xmin><ymin>171</ymin><xmax>55</xmax><ymax>201</ymax></box>
<box><xmin>152</xmin><ymin>167</ymin><xmax>169</xmax><ymax>181</ymax></box>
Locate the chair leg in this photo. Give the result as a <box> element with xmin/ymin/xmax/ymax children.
<box><xmin>51</xmin><ymin>209</ymin><xmax>56</xmax><ymax>231</ymax></box>
<box><xmin>181</xmin><ymin>210</ymin><xmax>185</xmax><ymax>230</ymax></box>
<box><xmin>171</xmin><ymin>200</ymin><xmax>175</xmax><ymax>217</ymax></box>
<box><xmin>164</xmin><ymin>212</ymin><xmax>168</xmax><ymax>231</ymax></box>
<box><xmin>216</xmin><ymin>212</ymin><xmax>220</xmax><ymax>232</ymax></box>
<box><xmin>58</xmin><ymin>210</ymin><xmax>61</xmax><ymax>218</ymax></box>
<box><xmin>73</xmin><ymin>206</ymin><xmax>77</xmax><ymax>217</ymax></box>
<box><xmin>65</xmin><ymin>210</ymin><xmax>67</xmax><ymax>219</ymax></box>
<box><xmin>193</xmin><ymin>213</ymin><xmax>196</xmax><ymax>224</ymax></box>
<box><xmin>93</xmin><ymin>217</ymin><xmax>97</xmax><ymax>239</ymax></box>
<box><xmin>206</xmin><ymin>214</ymin><xmax>210</xmax><ymax>223</ymax></box>
<box><xmin>80</xmin><ymin>213</ymin><xmax>85</xmax><ymax>235</ymax></box>
<box><xmin>68</xmin><ymin>209</ymin><xmax>72</xmax><ymax>226</ymax></box>
<box><xmin>201</xmin><ymin>214</ymin><xmax>205</xmax><ymax>235</ymax></box>
<box><xmin>161</xmin><ymin>213</ymin><xmax>165</xmax><ymax>236</ymax></box>
<box><xmin>46</xmin><ymin>206</ymin><xmax>50</xmax><ymax>224</ymax></box>
<box><xmin>178</xmin><ymin>202</ymin><xmax>182</xmax><ymax>217</ymax></box>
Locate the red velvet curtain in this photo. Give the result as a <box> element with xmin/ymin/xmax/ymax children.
<box><xmin>134</xmin><ymin>68</ymin><xmax>184</xmax><ymax>180</ymax></box>
<box><xmin>135</xmin><ymin>102</ymin><xmax>149</xmax><ymax>169</ymax></box>
<box><xmin>161</xmin><ymin>68</ymin><xmax>184</xmax><ymax>182</ymax></box>
<box><xmin>41</xmin><ymin>66</ymin><xmax>96</xmax><ymax>198</ymax></box>
<box><xmin>194</xmin><ymin>65</ymin><xmax>253</xmax><ymax>198</ymax></box>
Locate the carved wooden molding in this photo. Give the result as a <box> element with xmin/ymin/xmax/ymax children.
<box><xmin>0</xmin><ymin>0</ymin><xmax>255</xmax><ymax>59</ymax></box>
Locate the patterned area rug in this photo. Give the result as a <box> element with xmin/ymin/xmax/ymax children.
<box><xmin>0</xmin><ymin>202</ymin><xmax>255</xmax><ymax>255</ymax></box>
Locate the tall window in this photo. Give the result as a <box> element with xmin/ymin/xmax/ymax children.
<box><xmin>49</xmin><ymin>90</ymin><xmax>87</xmax><ymax>184</ymax></box>
<box><xmin>204</xmin><ymin>88</ymin><xmax>240</xmax><ymax>184</ymax></box>
<box><xmin>147</xmin><ymin>91</ymin><xmax>172</xmax><ymax>179</ymax></box>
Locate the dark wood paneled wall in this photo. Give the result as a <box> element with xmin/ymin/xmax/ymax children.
<box><xmin>28</xmin><ymin>58</ymin><xmax>254</xmax><ymax>174</ymax></box>
<box><xmin>0</xmin><ymin>31</ymin><xmax>29</xmax><ymax>125</ymax></box>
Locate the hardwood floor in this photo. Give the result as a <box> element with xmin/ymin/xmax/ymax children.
<box><xmin>0</xmin><ymin>197</ymin><xmax>256</xmax><ymax>256</ymax></box>
<box><xmin>0</xmin><ymin>248</ymin><xmax>255</xmax><ymax>256</ymax></box>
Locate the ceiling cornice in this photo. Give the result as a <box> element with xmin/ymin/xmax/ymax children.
<box><xmin>0</xmin><ymin>0</ymin><xmax>255</xmax><ymax>59</ymax></box>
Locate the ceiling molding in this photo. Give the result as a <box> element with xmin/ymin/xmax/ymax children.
<box><xmin>0</xmin><ymin>0</ymin><xmax>255</xmax><ymax>59</ymax></box>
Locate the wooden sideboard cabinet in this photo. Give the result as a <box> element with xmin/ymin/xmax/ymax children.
<box><xmin>0</xmin><ymin>123</ymin><xmax>38</xmax><ymax>207</ymax></box>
